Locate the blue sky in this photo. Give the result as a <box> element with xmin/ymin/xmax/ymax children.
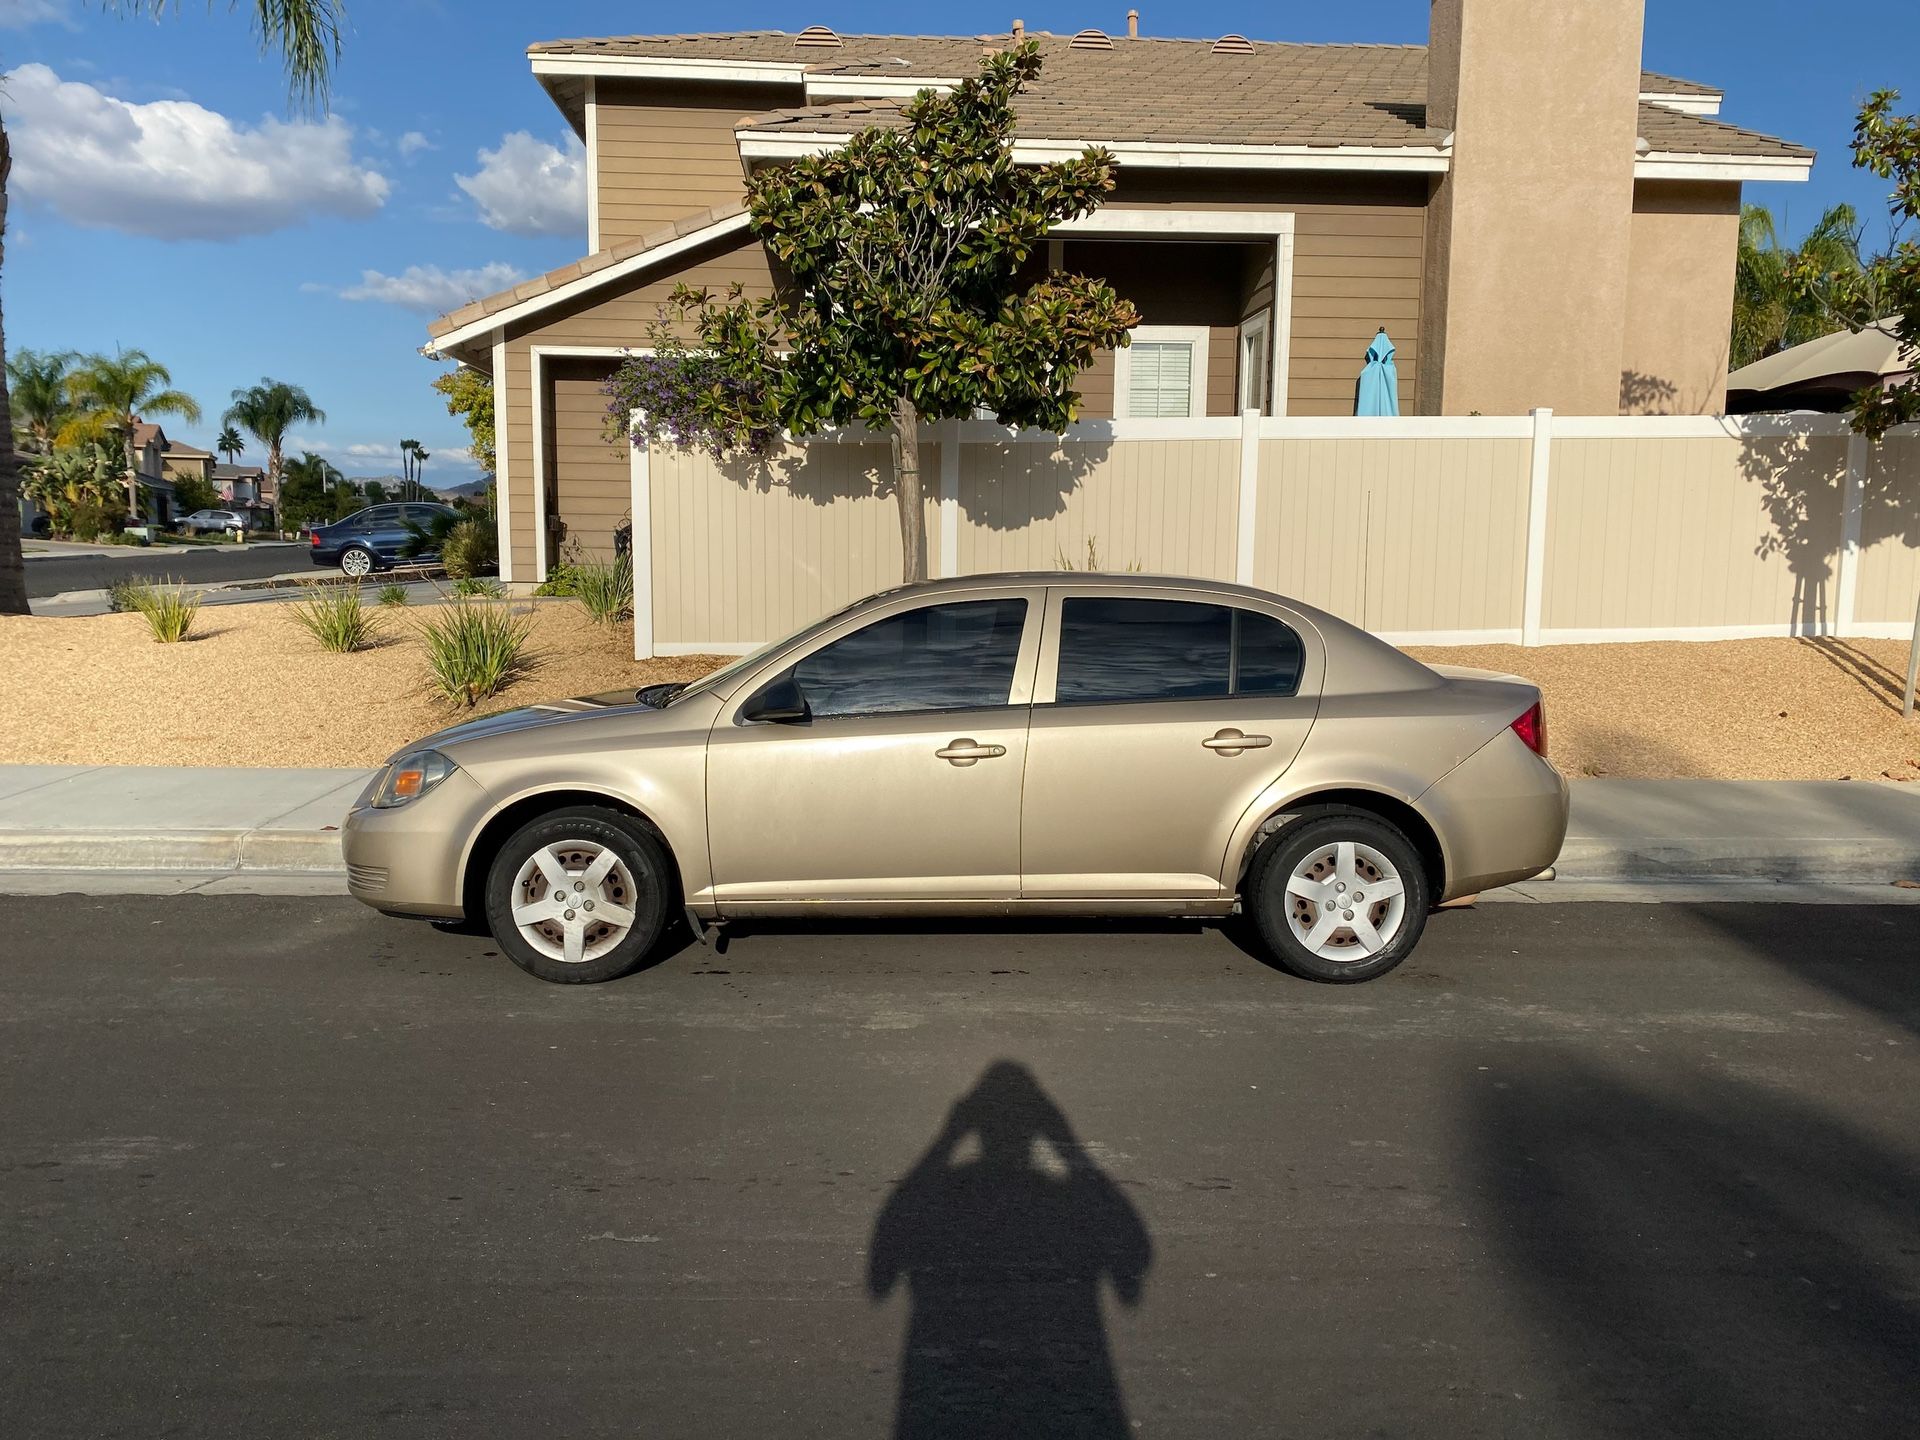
<box><xmin>1</xmin><ymin>1</ymin><xmax>1911</xmax><ymax>482</ymax></box>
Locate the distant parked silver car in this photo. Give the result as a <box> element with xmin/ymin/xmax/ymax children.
<box><xmin>178</xmin><ymin>508</ymin><xmax>250</xmax><ymax>537</ymax></box>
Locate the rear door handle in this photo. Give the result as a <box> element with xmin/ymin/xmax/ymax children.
<box><xmin>936</xmin><ymin>739</ymin><xmax>1008</xmax><ymax>767</ymax></box>
<box><xmin>1202</xmin><ymin>729</ymin><xmax>1273</xmax><ymax>755</ymax></box>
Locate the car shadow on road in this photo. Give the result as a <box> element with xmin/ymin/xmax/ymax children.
<box><xmin>868</xmin><ymin>1061</ymin><xmax>1151</xmax><ymax>1439</ymax></box>
<box><xmin>1471</xmin><ymin>1053</ymin><xmax>1920</xmax><ymax>1437</ymax></box>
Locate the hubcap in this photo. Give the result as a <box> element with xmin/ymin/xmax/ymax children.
<box><xmin>1283</xmin><ymin>840</ymin><xmax>1408</xmax><ymax>962</ymax></box>
<box><xmin>510</xmin><ymin>840</ymin><xmax>642</xmax><ymax>965</ymax></box>
<box><xmin>343</xmin><ymin>551</ymin><xmax>370</xmax><ymax>576</ymax></box>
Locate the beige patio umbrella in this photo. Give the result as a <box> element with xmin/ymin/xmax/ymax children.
<box><xmin>1726</xmin><ymin>322</ymin><xmax>1915</xmax><ymax>413</ymax></box>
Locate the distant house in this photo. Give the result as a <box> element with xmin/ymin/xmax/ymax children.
<box><xmin>129</xmin><ymin>421</ymin><xmax>175</xmax><ymax>525</ymax></box>
<box><xmin>212</xmin><ymin>463</ymin><xmax>269</xmax><ymax>505</ymax></box>
<box><xmin>162</xmin><ymin>441</ymin><xmax>216</xmax><ymax>489</ymax></box>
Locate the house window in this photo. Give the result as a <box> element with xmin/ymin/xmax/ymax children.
<box><xmin>1239</xmin><ymin>311</ymin><xmax>1272</xmax><ymax>415</ymax></box>
<box><xmin>1114</xmin><ymin>325</ymin><xmax>1211</xmax><ymax>419</ymax></box>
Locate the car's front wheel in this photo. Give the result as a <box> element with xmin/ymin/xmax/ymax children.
<box><xmin>484</xmin><ymin>807</ymin><xmax>674</xmax><ymax>984</ymax></box>
<box><xmin>1247</xmin><ymin>811</ymin><xmax>1431</xmax><ymax>983</ymax></box>
<box><xmin>339</xmin><ymin>545</ymin><xmax>375</xmax><ymax>578</ymax></box>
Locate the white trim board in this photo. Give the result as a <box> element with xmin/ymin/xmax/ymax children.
<box><xmin>531</xmin><ymin>53</ymin><xmax>806</xmax><ymax>85</ymax></box>
<box><xmin>1055</xmin><ymin>209</ymin><xmax>1294</xmax><ymax>238</ymax></box>
<box><xmin>426</xmin><ymin>211</ymin><xmax>753</xmax><ymax>354</ymax></box>
<box><xmin>1639</xmin><ymin>92</ymin><xmax>1723</xmax><ymax>116</ymax></box>
<box><xmin>1537</xmin><ymin>622</ymin><xmax>1914</xmax><ymax>644</ymax></box>
<box><xmin>1636</xmin><ymin>152</ymin><xmax>1812</xmax><ymax>183</ymax></box>
<box><xmin>584</xmin><ymin>77</ymin><xmax>600</xmax><ymax>251</ymax></box>
<box><xmin>490</xmin><ymin>333</ymin><xmax>513</xmax><ymax>584</ymax></box>
<box><xmin>629</xmin><ymin>407</ymin><xmax>654</xmax><ymax>660</ymax></box>
<box><xmin>739</xmin><ymin>131</ymin><xmax>1454</xmax><ymax>173</ymax></box>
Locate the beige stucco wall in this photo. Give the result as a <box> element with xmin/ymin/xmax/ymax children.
<box><xmin>1620</xmin><ymin>181</ymin><xmax>1742</xmax><ymax>414</ymax></box>
<box><xmin>1421</xmin><ymin>0</ymin><xmax>1645</xmax><ymax>416</ymax></box>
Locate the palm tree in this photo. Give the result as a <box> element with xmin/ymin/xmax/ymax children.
<box><xmin>6</xmin><ymin>349</ymin><xmax>78</xmax><ymax>455</ymax></box>
<box><xmin>0</xmin><ymin>1</ymin><xmax>343</xmax><ymax>613</ymax></box>
<box><xmin>1733</xmin><ymin>203</ymin><xmax>1870</xmax><ymax>370</ymax></box>
<box><xmin>216</xmin><ymin>425</ymin><xmax>246</xmax><ymax>465</ymax></box>
<box><xmin>224</xmin><ymin>379</ymin><xmax>326</xmax><ymax>518</ymax></box>
<box><xmin>65</xmin><ymin>349</ymin><xmax>203</xmax><ymax>519</ymax></box>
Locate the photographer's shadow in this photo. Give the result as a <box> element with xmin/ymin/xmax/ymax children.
<box><xmin>868</xmin><ymin>1061</ymin><xmax>1151</xmax><ymax>1439</ymax></box>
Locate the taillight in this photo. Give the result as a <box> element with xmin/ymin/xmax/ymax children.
<box><xmin>1511</xmin><ymin>700</ymin><xmax>1548</xmax><ymax>757</ymax></box>
<box><xmin>309</xmin><ymin>530</ymin><xmax>321</xmax><ymax>546</ymax></box>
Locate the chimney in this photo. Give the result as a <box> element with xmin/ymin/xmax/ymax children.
<box><xmin>1011</xmin><ymin>17</ymin><xmax>1024</xmax><ymax>39</ymax></box>
<box><xmin>1127</xmin><ymin>9</ymin><xmax>1139</xmax><ymax>37</ymax></box>
<box><xmin>1419</xmin><ymin>0</ymin><xmax>1648</xmax><ymax>416</ymax></box>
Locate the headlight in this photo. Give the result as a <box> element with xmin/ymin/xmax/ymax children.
<box><xmin>368</xmin><ymin>749</ymin><xmax>457</xmax><ymax>809</ymax></box>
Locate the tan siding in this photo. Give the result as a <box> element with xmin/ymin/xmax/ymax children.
<box><xmin>501</xmin><ymin>342</ymin><xmax>536</xmax><ymax>578</ymax></box>
<box><xmin>592</xmin><ymin>80</ymin><xmax>796</xmax><ymax>243</ymax></box>
<box><xmin>1543</xmin><ymin>434</ymin><xmax>1850</xmax><ymax>631</ymax></box>
<box><xmin>521</xmin><ymin>235</ymin><xmax>778</xmax><ymax>348</ymax></box>
<box><xmin>546</xmin><ymin>359</ymin><xmax>628</xmax><ymax>562</ymax></box>
<box><xmin>1857</xmin><ymin>433</ymin><xmax>1920</xmax><ymax>624</ymax></box>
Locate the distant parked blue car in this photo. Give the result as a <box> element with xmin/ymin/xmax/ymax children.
<box><xmin>308</xmin><ymin>503</ymin><xmax>462</xmax><ymax>577</ymax></box>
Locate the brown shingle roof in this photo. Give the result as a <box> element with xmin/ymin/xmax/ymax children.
<box><xmin>426</xmin><ymin>202</ymin><xmax>748</xmax><ymax>341</ymax></box>
<box><xmin>533</xmin><ymin>31</ymin><xmax>1800</xmax><ymax>158</ymax></box>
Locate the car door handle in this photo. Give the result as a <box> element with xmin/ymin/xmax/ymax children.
<box><xmin>935</xmin><ymin>739</ymin><xmax>1007</xmax><ymax>767</ymax></box>
<box><xmin>1202</xmin><ymin>729</ymin><xmax>1273</xmax><ymax>755</ymax></box>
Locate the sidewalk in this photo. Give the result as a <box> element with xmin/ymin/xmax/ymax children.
<box><xmin>0</xmin><ymin>766</ymin><xmax>1915</xmax><ymax>890</ymax></box>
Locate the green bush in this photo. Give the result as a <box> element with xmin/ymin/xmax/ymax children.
<box><xmin>531</xmin><ymin>564</ymin><xmax>580</xmax><ymax>598</ymax></box>
<box><xmin>125</xmin><ymin>579</ymin><xmax>199</xmax><ymax>643</ymax></box>
<box><xmin>419</xmin><ymin>601</ymin><xmax>534</xmax><ymax>707</ymax></box>
<box><xmin>441</xmin><ymin>517</ymin><xmax>498</xmax><ymax>580</ymax></box>
<box><xmin>68</xmin><ymin>498</ymin><xmax>118</xmax><ymax>542</ymax></box>
<box><xmin>451</xmin><ymin>575</ymin><xmax>503</xmax><ymax>598</ymax></box>
<box><xmin>106</xmin><ymin>576</ymin><xmax>144</xmax><ymax>613</ymax></box>
<box><xmin>377</xmin><ymin>583</ymin><xmax>409</xmax><ymax>607</ymax></box>
<box><xmin>570</xmin><ymin>555</ymin><xmax>634</xmax><ymax>625</ymax></box>
<box><xmin>290</xmin><ymin>585</ymin><xmax>378</xmax><ymax>653</ymax></box>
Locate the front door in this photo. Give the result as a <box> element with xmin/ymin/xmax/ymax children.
<box><xmin>706</xmin><ymin>590</ymin><xmax>1041</xmax><ymax>908</ymax></box>
<box><xmin>1020</xmin><ymin>590</ymin><xmax>1320</xmax><ymax>899</ymax></box>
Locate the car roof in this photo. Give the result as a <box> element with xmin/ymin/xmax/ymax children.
<box><xmin>867</xmin><ymin>570</ymin><xmax>1315</xmax><ymax>608</ymax></box>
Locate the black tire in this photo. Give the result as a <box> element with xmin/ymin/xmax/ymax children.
<box><xmin>1247</xmin><ymin>811</ymin><xmax>1431</xmax><ymax>984</ymax></box>
<box><xmin>484</xmin><ymin>806</ymin><xmax>675</xmax><ymax>984</ymax></box>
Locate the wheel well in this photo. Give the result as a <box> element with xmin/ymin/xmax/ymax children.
<box><xmin>1238</xmin><ymin>789</ymin><xmax>1446</xmax><ymax>899</ymax></box>
<box><xmin>459</xmin><ymin>791</ymin><xmax>678</xmax><ymax>920</ymax></box>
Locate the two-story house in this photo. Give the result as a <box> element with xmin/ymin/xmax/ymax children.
<box><xmin>424</xmin><ymin>2</ymin><xmax>1812</xmax><ymax>582</ymax></box>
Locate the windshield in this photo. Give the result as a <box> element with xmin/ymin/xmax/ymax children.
<box><xmin>668</xmin><ymin>595</ymin><xmax>876</xmax><ymax>706</ymax></box>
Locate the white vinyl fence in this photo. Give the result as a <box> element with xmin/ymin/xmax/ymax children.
<box><xmin>624</xmin><ymin>412</ymin><xmax>1920</xmax><ymax>657</ymax></box>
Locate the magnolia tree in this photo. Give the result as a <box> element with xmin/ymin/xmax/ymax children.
<box><xmin>1792</xmin><ymin>89</ymin><xmax>1920</xmax><ymax>712</ymax></box>
<box><xmin>605</xmin><ymin>42</ymin><xmax>1140</xmax><ymax>582</ymax></box>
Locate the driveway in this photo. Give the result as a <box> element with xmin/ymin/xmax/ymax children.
<box><xmin>3</xmin><ymin>898</ymin><xmax>1916</xmax><ymax>1438</ymax></box>
<box><xmin>23</xmin><ymin>542</ymin><xmax>310</xmax><ymax>599</ymax></box>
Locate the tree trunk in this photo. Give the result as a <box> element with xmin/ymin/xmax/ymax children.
<box><xmin>0</xmin><ymin>121</ymin><xmax>28</xmax><ymax>616</ymax></box>
<box><xmin>890</xmin><ymin>397</ymin><xmax>928</xmax><ymax>582</ymax></box>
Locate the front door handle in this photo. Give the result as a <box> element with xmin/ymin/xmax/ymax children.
<box><xmin>1202</xmin><ymin>729</ymin><xmax>1273</xmax><ymax>756</ymax></box>
<box><xmin>935</xmin><ymin>739</ymin><xmax>1008</xmax><ymax>767</ymax></box>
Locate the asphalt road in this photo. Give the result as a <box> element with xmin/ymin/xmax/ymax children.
<box><xmin>4</xmin><ymin>897</ymin><xmax>1917</xmax><ymax>1439</ymax></box>
<box><xmin>24</xmin><ymin>544</ymin><xmax>311</xmax><ymax>598</ymax></box>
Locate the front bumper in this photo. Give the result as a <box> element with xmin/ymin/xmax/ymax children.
<box><xmin>341</xmin><ymin>767</ymin><xmax>494</xmax><ymax>919</ymax></box>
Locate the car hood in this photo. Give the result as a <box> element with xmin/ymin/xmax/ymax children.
<box><xmin>417</xmin><ymin>689</ymin><xmax>662</xmax><ymax>750</ymax></box>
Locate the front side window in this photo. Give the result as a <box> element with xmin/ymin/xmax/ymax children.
<box><xmin>1053</xmin><ymin>598</ymin><xmax>1304</xmax><ymax>704</ymax></box>
<box><xmin>787</xmin><ymin>598</ymin><xmax>1029</xmax><ymax>719</ymax></box>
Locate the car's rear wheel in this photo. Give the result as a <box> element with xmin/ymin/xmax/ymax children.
<box><xmin>484</xmin><ymin>807</ymin><xmax>673</xmax><ymax>984</ymax></box>
<box><xmin>1248</xmin><ymin>812</ymin><xmax>1430</xmax><ymax>983</ymax></box>
<box><xmin>340</xmin><ymin>545</ymin><xmax>375</xmax><ymax>578</ymax></box>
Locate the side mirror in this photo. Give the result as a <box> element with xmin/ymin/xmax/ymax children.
<box><xmin>742</xmin><ymin>674</ymin><xmax>811</xmax><ymax>725</ymax></box>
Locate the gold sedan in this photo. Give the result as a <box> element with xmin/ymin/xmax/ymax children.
<box><xmin>343</xmin><ymin>574</ymin><xmax>1567</xmax><ymax>984</ymax></box>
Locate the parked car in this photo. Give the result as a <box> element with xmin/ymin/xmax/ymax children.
<box><xmin>178</xmin><ymin>508</ymin><xmax>250</xmax><ymax>537</ymax></box>
<box><xmin>344</xmin><ymin>574</ymin><xmax>1568</xmax><ymax>986</ymax></box>
<box><xmin>307</xmin><ymin>502</ymin><xmax>461</xmax><ymax>577</ymax></box>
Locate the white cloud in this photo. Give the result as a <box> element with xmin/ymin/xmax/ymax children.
<box><xmin>396</xmin><ymin>130</ymin><xmax>435</xmax><ymax>159</ymax></box>
<box><xmin>4</xmin><ymin>63</ymin><xmax>389</xmax><ymax>240</ymax></box>
<box><xmin>456</xmin><ymin>131</ymin><xmax>585</xmax><ymax>237</ymax></box>
<box><xmin>0</xmin><ymin>0</ymin><xmax>71</xmax><ymax>29</ymax></box>
<box><xmin>339</xmin><ymin>261</ymin><xmax>525</xmax><ymax>314</ymax></box>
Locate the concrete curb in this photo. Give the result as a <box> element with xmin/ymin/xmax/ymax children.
<box><xmin>0</xmin><ymin>829</ymin><xmax>344</xmax><ymax>873</ymax></box>
<box><xmin>1554</xmin><ymin>836</ymin><xmax>1920</xmax><ymax>886</ymax></box>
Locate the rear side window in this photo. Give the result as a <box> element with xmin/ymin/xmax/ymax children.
<box><xmin>789</xmin><ymin>598</ymin><xmax>1029</xmax><ymax>718</ymax></box>
<box><xmin>1053</xmin><ymin>597</ymin><xmax>1304</xmax><ymax>704</ymax></box>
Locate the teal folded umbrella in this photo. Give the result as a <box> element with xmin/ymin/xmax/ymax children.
<box><xmin>1355</xmin><ymin>328</ymin><xmax>1400</xmax><ymax>416</ymax></box>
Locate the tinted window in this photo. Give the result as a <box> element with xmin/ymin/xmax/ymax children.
<box><xmin>787</xmin><ymin>598</ymin><xmax>1028</xmax><ymax>718</ymax></box>
<box><xmin>1053</xmin><ymin>598</ymin><xmax>1305</xmax><ymax>704</ymax></box>
<box><xmin>1233</xmin><ymin>611</ymin><xmax>1305</xmax><ymax>697</ymax></box>
<box><xmin>404</xmin><ymin>505</ymin><xmax>445</xmax><ymax>526</ymax></box>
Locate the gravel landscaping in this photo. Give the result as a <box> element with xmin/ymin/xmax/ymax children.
<box><xmin>0</xmin><ymin>606</ymin><xmax>1914</xmax><ymax>779</ymax></box>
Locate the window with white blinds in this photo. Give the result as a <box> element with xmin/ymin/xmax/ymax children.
<box><xmin>1114</xmin><ymin>326</ymin><xmax>1210</xmax><ymax>420</ymax></box>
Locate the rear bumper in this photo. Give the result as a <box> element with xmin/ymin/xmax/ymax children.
<box><xmin>341</xmin><ymin>768</ymin><xmax>494</xmax><ymax>919</ymax></box>
<box><xmin>1417</xmin><ymin>730</ymin><xmax>1569</xmax><ymax>901</ymax></box>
